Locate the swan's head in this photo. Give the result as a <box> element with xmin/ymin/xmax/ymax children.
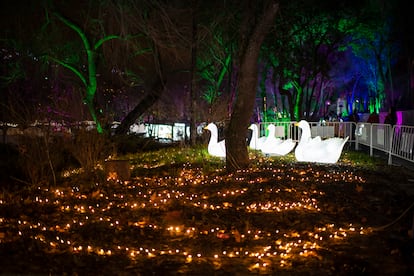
<box><xmin>249</xmin><ymin>124</ymin><xmax>258</xmax><ymax>131</ymax></box>
<box><xmin>295</xmin><ymin>120</ymin><xmax>309</xmax><ymax>129</ymax></box>
<box><xmin>204</xmin><ymin>123</ymin><xmax>218</xmax><ymax>132</ymax></box>
<box><xmin>267</xmin><ymin>124</ymin><xmax>275</xmax><ymax>131</ymax></box>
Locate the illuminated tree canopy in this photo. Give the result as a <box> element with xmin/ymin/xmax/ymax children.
<box><xmin>0</xmin><ymin>0</ymin><xmax>413</xmax><ymax>138</ymax></box>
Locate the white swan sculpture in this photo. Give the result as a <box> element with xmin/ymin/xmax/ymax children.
<box><xmin>204</xmin><ymin>122</ymin><xmax>226</xmax><ymax>158</ymax></box>
<box><xmin>248</xmin><ymin>124</ymin><xmax>267</xmax><ymax>150</ymax></box>
<box><xmin>295</xmin><ymin>120</ymin><xmax>349</xmax><ymax>163</ymax></box>
<box><xmin>260</xmin><ymin>124</ymin><xmax>296</xmax><ymax>156</ymax></box>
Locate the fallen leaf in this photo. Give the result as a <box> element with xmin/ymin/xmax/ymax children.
<box><xmin>107</xmin><ymin>171</ymin><xmax>118</xmax><ymax>181</ymax></box>
<box><xmin>390</xmin><ymin>249</ymin><xmax>400</xmax><ymax>255</ymax></box>
<box><xmin>91</xmin><ymin>189</ymin><xmax>101</xmax><ymax>199</ymax></box>
<box><xmin>233</xmin><ymin>229</ymin><xmax>242</xmax><ymax>243</ymax></box>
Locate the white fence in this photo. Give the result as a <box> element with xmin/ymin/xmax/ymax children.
<box><xmin>355</xmin><ymin>123</ymin><xmax>414</xmax><ymax>165</ymax></box>
<box><xmin>258</xmin><ymin>121</ymin><xmax>356</xmax><ymax>143</ymax></box>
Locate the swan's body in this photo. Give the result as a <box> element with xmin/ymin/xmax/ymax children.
<box><xmin>295</xmin><ymin>120</ymin><xmax>349</xmax><ymax>163</ymax></box>
<box><xmin>248</xmin><ymin>124</ymin><xmax>267</xmax><ymax>150</ymax></box>
<box><xmin>260</xmin><ymin>124</ymin><xmax>296</xmax><ymax>156</ymax></box>
<box><xmin>204</xmin><ymin>123</ymin><xmax>226</xmax><ymax>158</ymax></box>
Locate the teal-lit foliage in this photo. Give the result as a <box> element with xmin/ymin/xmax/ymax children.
<box><xmin>198</xmin><ymin>54</ymin><xmax>231</xmax><ymax>106</ymax></box>
<box><xmin>196</xmin><ymin>15</ymin><xmax>235</xmax><ymax>114</ymax></box>
<box><xmin>259</xmin><ymin>0</ymin><xmax>358</xmax><ymax>121</ymax></box>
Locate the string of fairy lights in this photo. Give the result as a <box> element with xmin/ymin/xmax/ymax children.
<box><xmin>0</xmin><ymin>161</ymin><xmax>368</xmax><ymax>271</ymax></box>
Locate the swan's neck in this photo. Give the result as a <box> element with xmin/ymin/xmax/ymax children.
<box><xmin>209</xmin><ymin>128</ymin><xmax>219</xmax><ymax>144</ymax></box>
<box><xmin>299</xmin><ymin>126</ymin><xmax>311</xmax><ymax>144</ymax></box>
<box><xmin>268</xmin><ymin>128</ymin><xmax>275</xmax><ymax>138</ymax></box>
<box><xmin>252</xmin><ymin>126</ymin><xmax>259</xmax><ymax>139</ymax></box>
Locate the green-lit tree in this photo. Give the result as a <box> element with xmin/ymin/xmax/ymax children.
<box><xmin>196</xmin><ymin>19</ymin><xmax>235</xmax><ymax>121</ymax></box>
<box><xmin>261</xmin><ymin>2</ymin><xmax>351</xmax><ymax>121</ymax></box>
<box><xmin>42</xmin><ymin>11</ymin><xmax>123</xmax><ymax>134</ymax></box>
<box><xmin>30</xmin><ymin>1</ymin><xmax>178</xmax><ymax>137</ymax></box>
<box><xmin>198</xmin><ymin>51</ymin><xmax>232</xmax><ymax>117</ymax></box>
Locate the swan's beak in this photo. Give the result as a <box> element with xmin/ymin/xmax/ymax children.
<box><xmin>294</xmin><ymin>122</ymin><xmax>299</xmax><ymax>126</ymax></box>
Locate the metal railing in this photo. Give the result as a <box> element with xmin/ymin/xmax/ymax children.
<box><xmin>389</xmin><ymin>125</ymin><xmax>414</xmax><ymax>164</ymax></box>
<box><xmin>355</xmin><ymin>123</ymin><xmax>414</xmax><ymax>165</ymax></box>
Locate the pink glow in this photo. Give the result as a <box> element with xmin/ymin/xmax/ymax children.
<box><xmin>396</xmin><ymin>111</ymin><xmax>403</xmax><ymax>126</ymax></box>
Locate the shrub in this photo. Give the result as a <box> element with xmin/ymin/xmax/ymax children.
<box><xmin>16</xmin><ymin>132</ymin><xmax>68</xmax><ymax>187</ymax></box>
<box><xmin>65</xmin><ymin>128</ymin><xmax>111</xmax><ymax>175</ymax></box>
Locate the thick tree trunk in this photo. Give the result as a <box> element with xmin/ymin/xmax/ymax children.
<box><xmin>226</xmin><ymin>1</ymin><xmax>279</xmax><ymax>172</ymax></box>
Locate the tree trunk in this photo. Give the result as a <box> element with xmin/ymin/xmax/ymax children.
<box><xmin>114</xmin><ymin>77</ymin><xmax>165</xmax><ymax>135</ymax></box>
<box><xmin>189</xmin><ymin>1</ymin><xmax>198</xmax><ymax>146</ymax></box>
<box><xmin>279</xmin><ymin>87</ymin><xmax>294</xmax><ymax>120</ymax></box>
<box><xmin>226</xmin><ymin>1</ymin><xmax>279</xmax><ymax>172</ymax></box>
<box><xmin>115</xmin><ymin>42</ymin><xmax>165</xmax><ymax>135</ymax></box>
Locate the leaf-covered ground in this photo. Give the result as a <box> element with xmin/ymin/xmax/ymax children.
<box><xmin>1</xmin><ymin>148</ymin><xmax>414</xmax><ymax>275</ymax></box>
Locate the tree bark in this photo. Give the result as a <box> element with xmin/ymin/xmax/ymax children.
<box><xmin>279</xmin><ymin>86</ymin><xmax>294</xmax><ymax>120</ymax></box>
<box><xmin>189</xmin><ymin>1</ymin><xmax>198</xmax><ymax>145</ymax></box>
<box><xmin>226</xmin><ymin>1</ymin><xmax>279</xmax><ymax>172</ymax></box>
<box><xmin>115</xmin><ymin>41</ymin><xmax>165</xmax><ymax>135</ymax></box>
<box><xmin>114</xmin><ymin>77</ymin><xmax>165</xmax><ymax>135</ymax></box>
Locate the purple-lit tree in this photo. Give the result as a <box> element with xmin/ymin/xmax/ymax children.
<box><xmin>341</xmin><ymin>17</ymin><xmax>398</xmax><ymax>113</ymax></box>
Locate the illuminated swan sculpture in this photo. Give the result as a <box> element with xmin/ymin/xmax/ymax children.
<box><xmin>248</xmin><ymin>124</ymin><xmax>267</xmax><ymax>150</ymax></box>
<box><xmin>295</xmin><ymin>120</ymin><xmax>349</xmax><ymax>163</ymax></box>
<box><xmin>204</xmin><ymin>122</ymin><xmax>226</xmax><ymax>158</ymax></box>
<box><xmin>260</xmin><ymin>124</ymin><xmax>296</xmax><ymax>156</ymax></box>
